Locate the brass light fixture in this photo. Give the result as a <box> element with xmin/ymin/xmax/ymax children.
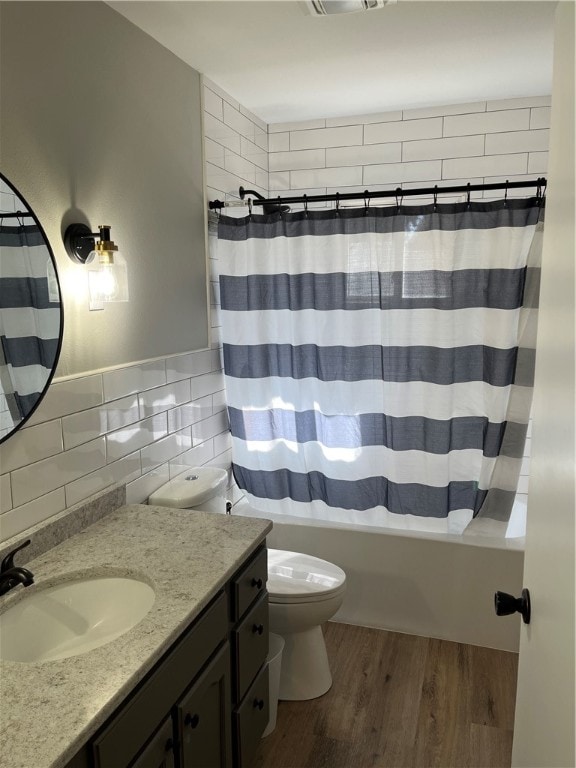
<box><xmin>64</xmin><ymin>223</ymin><xmax>129</xmax><ymax>307</ymax></box>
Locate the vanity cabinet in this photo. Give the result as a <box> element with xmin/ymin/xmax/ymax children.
<box><xmin>64</xmin><ymin>545</ymin><xmax>269</xmax><ymax>768</ymax></box>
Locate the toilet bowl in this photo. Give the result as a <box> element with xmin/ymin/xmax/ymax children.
<box><xmin>148</xmin><ymin>468</ymin><xmax>346</xmax><ymax>701</ymax></box>
<box><xmin>267</xmin><ymin>548</ymin><xmax>346</xmax><ymax>700</ymax></box>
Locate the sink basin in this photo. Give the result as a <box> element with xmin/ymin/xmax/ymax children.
<box><xmin>0</xmin><ymin>576</ymin><xmax>155</xmax><ymax>663</ymax></box>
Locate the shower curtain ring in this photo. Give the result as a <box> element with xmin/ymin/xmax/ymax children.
<box><xmin>395</xmin><ymin>188</ymin><xmax>403</xmax><ymax>211</ymax></box>
<box><xmin>248</xmin><ymin>197</ymin><xmax>253</xmax><ymax>216</ymax></box>
<box><xmin>504</xmin><ymin>179</ymin><xmax>509</xmax><ymax>206</ymax></box>
<box><xmin>364</xmin><ymin>190</ymin><xmax>370</xmax><ymax>214</ymax></box>
<box><xmin>433</xmin><ymin>185</ymin><xmax>438</xmax><ymax>211</ymax></box>
<box><xmin>303</xmin><ymin>194</ymin><xmax>308</xmax><ymax>216</ymax></box>
<box><xmin>466</xmin><ymin>183</ymin><xmax>471</xmax><ymax>208</ymax></box>
<box><xmin>335</xmin><ymin>192</ymin><xmax>340</xmax><ymax>214</ymax></box>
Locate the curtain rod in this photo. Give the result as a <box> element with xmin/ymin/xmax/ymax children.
<box><xmin>208</xmin><ymin>178</ymin><xmax>547</xmax><ymax>211</ymax></box>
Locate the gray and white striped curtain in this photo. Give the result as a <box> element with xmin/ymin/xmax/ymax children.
<box><xmin>0</xmin><ymin>223</ymin><xmax>60</xmax><ymax>421</ymax></box>
<box><xmin>217</xmin><ymin>199</ymin><xmax>543</xmax><ymax>536</ymax></box>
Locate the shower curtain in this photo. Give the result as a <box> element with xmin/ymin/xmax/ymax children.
<box><xmin>216</xmin><ymin>198</ymin><xmax>543</xmax><ymax>536</ymax></box>
<box><xmin>0</xmin><ymin>222</ymin><xmax>60</xmax><ymax>421</ymax></box>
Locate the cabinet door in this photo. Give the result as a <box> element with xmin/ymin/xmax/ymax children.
<box><xmin>177</xmin><ymin>643</ymin><xmax>232</xmax><ymax>768</ymax></box>
<box><xmin>131</xmin><ymin>719</ymin><xmax>176</xmax><ymax>768</ymax></box>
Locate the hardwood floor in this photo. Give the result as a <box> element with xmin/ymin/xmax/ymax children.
<box><xmin>254</xmin><ymin>623</ymin><xmax>518</xmax><ymax>768</ymax></box>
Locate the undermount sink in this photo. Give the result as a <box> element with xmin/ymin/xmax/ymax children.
<box><xmin>0</xmin><ymin>575</ymin><xmax>155</xmax><ymax>663</ymax></box>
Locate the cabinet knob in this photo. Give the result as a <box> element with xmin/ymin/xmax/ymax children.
<box><xmin>185</xmin><ymin>713</ymin><xmax>200</xmax><ymax>729</ymax></box>
<box><xmin>252</xmin><ymin>623</ymin><xmax>264</xmax><ymax>635</ymax></box>
<box><xmin>253</xmin><ymin>698</ymin><xmax>265</xmax><ymax>711</ymax></box>
<box><xmin>494</xmin><ymin>588</ymin><xmax>531</xmax><ymax>624</ymax></box>
<box><xmin>251</xmin><ymin>577</ymin><xmax>263</xmax><ymax>589</ymax></box>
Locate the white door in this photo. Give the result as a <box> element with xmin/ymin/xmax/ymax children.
<box><xmin>512</xmin><ymin>3</ymin><xmax>575</xmax><ymax>766</ymax></box>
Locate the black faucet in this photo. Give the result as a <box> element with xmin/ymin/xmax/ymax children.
<box><xmin>0</xmin><ymin>539</ymin><xmax>34</xmax><ymax>596</ymax></box>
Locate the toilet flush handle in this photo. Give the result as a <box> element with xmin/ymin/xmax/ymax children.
<box><xmin>251</xmin><ymin>577</ymin><xmax>263</xmax><ymax>589</ymax></box>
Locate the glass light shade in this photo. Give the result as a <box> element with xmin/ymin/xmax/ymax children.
<box><xmin>87</xmin><ymin>250</ymin><xmax>129</xmax><ymax>306</ymax></box>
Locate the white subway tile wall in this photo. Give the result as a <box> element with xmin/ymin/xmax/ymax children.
<box><xmin>267</xmin><ymin>96</ymin><xmax>550</xmax><ymax>204</ymax></box>
<box><xmin>1</xmin><ymin>89</ymin><xmax>545</xmax><ymax>542</ymax></box>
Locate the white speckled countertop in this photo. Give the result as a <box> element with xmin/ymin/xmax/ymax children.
<box><xmin>0</xmin><ymin>504</ymin><xmax>271</xmax><ymax>768</ymax></box>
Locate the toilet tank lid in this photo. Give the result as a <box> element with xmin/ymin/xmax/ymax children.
<box><xmin>148</xmin><ymin>466</ymin><xmax>228</xmax><ymax>508</ymax></box>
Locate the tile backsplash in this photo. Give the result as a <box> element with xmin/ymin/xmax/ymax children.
<box><xmin>1</xmin><ymin>83</ymin><xmax>545</xmax><ymax>542</ymax></box>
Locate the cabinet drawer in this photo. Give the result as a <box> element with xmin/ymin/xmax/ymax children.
<box><xmin>233</xmin><ymin>665</ymin><xmax>269</xmax><ymax>768</ymax></box>
<box><xmin>232</xmin><ymin>594</ymin><xmax>269</xmax><ymax>704</ymax></box>
<box><xmin>232</xmin><ymin>546</ymin><xmax>267</xmax><ymax>621</ymax></box>
<box><xmin>92</xmin><ymin>592</ymin><xmax>227</xmax><ymax>768</ymax></box>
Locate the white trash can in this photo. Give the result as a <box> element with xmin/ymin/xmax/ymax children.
<box><xmin>262</xmin><ymin>633</ymin><xmax>285</xmax><ymax>738</ymax></box>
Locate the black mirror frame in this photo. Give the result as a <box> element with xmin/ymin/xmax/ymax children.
<box><xmin>0</xmin><ymin>171</ymin><xmax>64</xmax><ymax>445</ymax></box>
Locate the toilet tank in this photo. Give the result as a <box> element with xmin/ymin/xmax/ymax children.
<box><xmin>148</xmin><ymin>466</ymin><xmax>228</xmax><ymax>514</ymax></box>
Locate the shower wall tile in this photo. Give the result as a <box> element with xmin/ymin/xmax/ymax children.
<box><xmin>402</xmin><ymin>135</ymin><xmax>484</xmax><ymax>162</ymax></box>
<box><xmin>530</xmin><ymin>107</ymin><xmax>551</xmax><ymax>130</ymax></box>
<box><xmin>364</xmin><ymin>160</ymin><xmax>442</xmax><ymax>186</ymax></box>
<box><xmin>291</xmin><ymin>166</ymin><xmax>362</xmax><ymax>189</ymax></box>
<box><xmin>270</xmin><ymin>149</ymin><xmax>326</xmax><ymax>172</ymax></box>
<box><xmin>485</xmin><ymin>129</ymin><xmax>550</xmax><ymax>155</ymax></box>
<box><xmin>204</xmin><ymin>137</ymin><xmax>225</xmax><ymax>166</ymax></box>
<box><xmin>528</xmin><ymin>152</ymin><xmax>549</xmax><ymax>174</ymax></box>
<box><xmin>486</xmin><ymin>96</ymin><xmax>551</xmax><ymax>111</ymax></box>
<box><xmin>269</xmin><ymin>118</ymin><xmax>326</xmax><ymax>133</ymax></box>
<box><xmin>269</xmin><ymin>132</ymin><xmax>290</xmax><ymax>152</ymax></box>
<box><xmin>325</xmin><ymin>110</ymin><xmax>402</xmax><ymax>127</ymax></box>
<box><xmin>365</xmin><ymin>117</ymin><xmax>443</xmax><ymax>144</ymax></box>
<box><xmin>442</xmin><ymin>153</ymin><xmax>528</xmax><ymax>180</ymax></box>
<box><xmin>444</xmin><ymin>109</ymin><xmax>530</xmax><ymax>137</ymax></box>
<box><xmin>203</xmin><ymin>86</ymin><xmax>224</xmax><ymax>121</ymax></box>
<box><xmin>326</xmin><ymin>142</ymin><xmax>401</xmax><ymax>167</ymax></box>
<box><xmin>241</xmin><ymin>137</ymin><xmax>268</xmax><ymax>171</ymax></box>
<box><xmin>290</xmin><ymin>125</ymin><xmax>363</xmax><ymax>150</ymax></box>
<box><xmin>402</xmin><ymin>102</ymin><xmax>486</xmax><ymax>120</ymax></box>
<box><xmin>223</xmin><ymin>102</ymin><xmax>257</xmax><ymax>142</ymax></box>
<box><xmin>204</xmin><ymin>113</ymin><xmax>242</xmax><ymax>155</ymax></box>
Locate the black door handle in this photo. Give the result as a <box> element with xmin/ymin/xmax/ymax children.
<box><xmin>494</xmin><ymin>588</ymin><xmax>531</xmax><ymax>624</ymax></box>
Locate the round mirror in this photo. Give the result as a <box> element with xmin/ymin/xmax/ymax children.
<box><xmin>0</xmin><ymin>172</ymin><xmax>63</xmax><ymax>444</ymax></box>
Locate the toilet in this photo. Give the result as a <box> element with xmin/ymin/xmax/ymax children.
<box><xmin>148</xmin><ymin>466</ymin><xmax>347</xmax><ymax>701</ymax></box>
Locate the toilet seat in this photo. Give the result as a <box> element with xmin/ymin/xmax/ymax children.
<box><xmin>267</xmin><ymin>549</ymin><xmax>346</xmax><ymax>603</ymax></box>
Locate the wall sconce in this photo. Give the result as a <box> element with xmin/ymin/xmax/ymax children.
<box><xmin>64</xmin><ymin>223</ymin><xmax>129</xmax><ymax>309</ymax></box>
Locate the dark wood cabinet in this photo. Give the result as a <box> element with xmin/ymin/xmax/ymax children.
<box><xmin>177</xmin><ymin>644</ymin><xmax>231</xmax><ymax>768</ymax></box>
<box><xmin>65</xmin><ymin>545</ymin><xmax>269</xmax><ymax>768</ymax></box>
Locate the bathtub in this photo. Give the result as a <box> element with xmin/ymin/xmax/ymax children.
<box><xmin>232</xmin><ymin>497</ymin><xmax>526</xmax><ymax>652</ymax></box>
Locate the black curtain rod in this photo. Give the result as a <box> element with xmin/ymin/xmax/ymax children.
<box><xmin>208</xmin><ymin>178</ymin><xmax>547</xmax><ymax>211</ymax></box>
<box><xmin>0</xmin><ymin>212</ymin><xmax>34</xmax><ymax>219</ymax></box>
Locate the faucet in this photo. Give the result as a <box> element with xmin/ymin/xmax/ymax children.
<box><xmin>0</xmin><ymin>540</ymin><xmax>34</xmax><ymax>597</ymax></box>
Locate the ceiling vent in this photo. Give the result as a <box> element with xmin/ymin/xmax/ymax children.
<box><xmin>305</xmin><ymin>0</ymin><xmax>395</xmax><ymax>16</ymax></box>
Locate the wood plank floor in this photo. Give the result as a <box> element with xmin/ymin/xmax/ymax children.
<box><xmin>254</xmin><ymin>623</ymin><xmax>518</xmax><ymax>768</ymax></box>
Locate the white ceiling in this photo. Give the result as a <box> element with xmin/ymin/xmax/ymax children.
<box><xmin>109</xmin><ymin>1</ymin><xmax>556</xmax><ymax>124</ymax></box>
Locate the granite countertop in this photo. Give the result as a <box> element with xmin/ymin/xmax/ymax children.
<box><xmin>0</xmin><ymin>504</ymin><xmax>272</xmax><ymax>768</ymax></box>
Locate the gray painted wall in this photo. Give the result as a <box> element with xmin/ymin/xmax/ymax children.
<box><xmin>0</xmin><ymin>1</ymin><xmax>208</xmax><ymax>377</ymax></box>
